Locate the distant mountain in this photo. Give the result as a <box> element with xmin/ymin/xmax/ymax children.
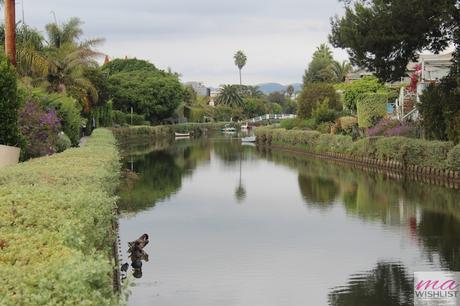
<box><xmin>257</xmin><ymin>83</ymin><xmax>302</xmax><ymax>95</ymax></box>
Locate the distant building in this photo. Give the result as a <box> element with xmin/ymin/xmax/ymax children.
<box><xmin>184</xmin><ymin>81</ymin><xmax>210</xmax><ymax>97</ymax></box>
<box><xmin>209</xmin><ymin>89</ymin><xmax>220</xmax><ymax>107</ymax></box>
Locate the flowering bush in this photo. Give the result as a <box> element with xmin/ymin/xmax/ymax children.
<box><xmin>367</xmin><ymin>118</ymin><xmax>415</xmax><ymax>137</ymax></box>
<box><xmin>19</xmin><ymin>101</ymin><xmax>61</xmax><ymax>158</ymax></box>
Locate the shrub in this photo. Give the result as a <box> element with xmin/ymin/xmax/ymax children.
<box><xmin>297</xmin><ymin>83</ymin><xmax>341</xmax><ymax>119</ymax></box>
<box><xmin>0</xmin><ymin>129</ymin><xmax>120</xmax><ymax>305</ymax></box>
<box><xmin>356</xmin><ymin>93</ymin><xmax>388</xmax><ymax>128</ymax></box>
<box><xmin>112</xmin><ymin>110</ymin><xmax>127</xmax><ymax>126</ymax></box>
<box><xmin>280</xmin><ymin>118</ymin><xmax>316</xmax><ymax>130</ymax></box>
<box><xmin>18</xmin><ymin>101</ymin><xmax>61</xmax><ymax>158</ymax></box>
<box><xmin>315</xmin><ymin>134</ymin><xmax>353</xmax><ymax>153</ymax></box>
<box><xmin>332</xmin><ymin>116</ymin><xmax>359</xmax><ymax>138</ymax></box>
<box><xmin>446</xmin><ymin>144</ymin><xmax>460</xmax><ymax>170</ymax></box>
<box><xmin>367</xmin><ymin>118</ymin><xmax>416</xmax><ymax>137</ymax></box>
<box><xmin>312</xmin><ymin>98</ymin><xmax>337</xmax><ymax>124</ymax></box>
<box><xmin>338</xmin><ymin>76</ymin><xmax>388</xmax><ymax>111</ymax></box>
<box><xmin>316</xmin><ymin>122</ymin><xmax>334</xmax><ymax>134</ymax></box>
<box><xmin>56</xmin><ymin>132</ymin><xmax>72</xmax><ymax>152</ymax></box>
<box><xmin>350</xmin><ymin>136</ymin><xmax>381</xmax><ymax>158</ymax></box>
<box><xmin>0</xmin><ymin>51</ymin><xmax>20</xmax><ymax>146</ymax></box>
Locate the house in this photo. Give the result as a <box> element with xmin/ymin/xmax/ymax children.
<box><xmin>184</xmin><ymin>81</ymin><xmax>211</xmax><ymax>97</ymax></box>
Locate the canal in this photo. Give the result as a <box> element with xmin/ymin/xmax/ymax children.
<box><xmin>118</xmin><ymin>135</ymin><xmax>460</xmax><ymax>306</ymax></box>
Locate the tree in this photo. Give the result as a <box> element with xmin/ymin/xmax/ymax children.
<box><xmin>105</xmin><ymin>58</ymin><xmax>184</xmax><ymax>123</ymax></box>
<box><xmin>2</xmin><ymin>0</ymin><xmax>16</xmax><ymax>66</ymax></box>
<box><xmin>297</xmin><ymin>83</ymin><xmax>341</xmax><ymax>119</ymax></box>
<box><xmin>329</xmin><ymin>0</ymin><xmax>458</xmax><ymax>82</ymax></box>
<box><xmin>216</xmin><ymin>85</ymin><xmax>244</xmax><ymax>107</ymax></box>
<box><xmin>330</xmin><ymin>60</ymin><xmax>352</xmax><ymax>83</ymax></box>
<box><xmin>338</xmin><ymin>76</ymin><xmax>387</xmax><ymax>111</ymax></box>
<box><xmin>268</xmin><ymin>91</ymin><xmax>286</xmax><ymax>105</ymax></box>
<box><xmin>286</xmin><ymin>85</ymin><xmax>295</xmax><ymax>98</ymax></box>
<box><xmin>234</xmin><ymin>50</ymin><xmax>247</xmax><ymax>85</ymax></box>
<box><xmin>0</xmin><ymin>51</ymin><xmax>19</xmax><ymax>146</ymax></box>
<box><xmin>303</xmin><ymin>44</ymin><xmax>336</xmax><ymax>84</ymax></box>
<box><xmin>242</xmin><ymin>97</ymin><xmax>267</xmax><ymax>118</ymax></box>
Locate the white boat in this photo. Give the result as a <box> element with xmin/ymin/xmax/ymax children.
<box><xmin>221</xmin><ymin>125</ymin><xmax>237</xmax><ymax>133</ymax></box>
<box><xmin>175</xmin><ymin>132</ymin><xmax>190</xmax><ymax>137</ymax></box>
<box><xmin>241</xmin><ymin>136</ymin><xmax>256</xmax><ymax>143</ymax></box>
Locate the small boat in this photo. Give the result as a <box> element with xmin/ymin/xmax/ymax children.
<box><xmin>241</xmin><ymin>136</ymin><xmax>256</xmax><ymax>143</ymax></box>
<box><xmin>241</xmin><ymin>123</ymin><xmax>249</xmax><ymax>130</ymax></box>
<box><xmin>221</xmin><ymin>125</ymin><xmax>237</xmax><ymax>133</ymax></box>
<box><xmin>175</xmin><ymin>132</ymin><xmax>190</xmax><ymax>137</ymax></box>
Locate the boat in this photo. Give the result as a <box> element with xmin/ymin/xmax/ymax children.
<box><xmin>241</xmin><ymin>136</ymin><xmax>256</xmax><ymax>143</ymax></box>
<box><xmin>241</xmin><ymin>123</ymin><xmax>250</xmax><ymax>130</ymax></box>
<box><xmin>175</xmin><ymin>132</ymin><xmax>190</xmax><ymax>137</ymax></box>
<box><xmin>221</xmin><ymin>125</ymin><xmax>237</xmax><ymax>133</ymax></box>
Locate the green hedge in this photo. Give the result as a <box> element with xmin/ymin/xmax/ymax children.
<box><xmin>0</xmin><ymin>51</ymin><xmax>20</xmax><ymax>146</ymax></box>
<box><xmin>356</xmin><ymin>93</ymin><xmax>388</xmax><ymax>128</ymax></box>
<box><xmin>0</xmin><ymin>129</ymin><xmax>121</xmax><ymax>305</ymax></box>
<box><xmin>255</xmin><ymin>127</ymin><xmax>459</xmax><ymax>170</ymax></box>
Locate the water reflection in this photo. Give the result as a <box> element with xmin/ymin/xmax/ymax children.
<box><xmin>328</xmin><ymin>262</ymin><xmax>413</xmax><ymax>306</ymax></box>
<box><xmin>118</xmin><ymin>139</ymin><xmax>460</xmax><ymax>305</ymax></box>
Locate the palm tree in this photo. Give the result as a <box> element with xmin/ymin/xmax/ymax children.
<box><xmin>234</xmin><ymin>50</ymin><xmax>247</xmax><ymax>85</ymax></box>
<box><xmin>330</xmin><ymin>60</ymin><xmax>352</xmax><ymax>82</ymax></box>
<box><xmin>216</xmin><ymin>85</ymin><xmax>244</xmax><ymax>107</ymax></box>
<box><xmin>286</xmin><ymin>85</ymin><xmax>294</xmax><ymax>98</ymax></box>
<box><xmin>2</xmin><ymin>0</ymin><xmax>16</xmax><ymax>66</ymax></box>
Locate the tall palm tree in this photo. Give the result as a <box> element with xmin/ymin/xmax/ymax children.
<box><xmin>234</xmin><ymin>50</ymin><xmax>247</xmax><ymax>85</ymax></box>
<box><xmin>330</xmin><ymin>60</ymin><xmax>352</xmax><ymax>82</ymax></box>
<box><xmin>216</xmin><ymin>85</ymin><xmax>244</xmax><ymax>107</ymax></box>
<box><xmin>2</xmin><ymin>0</ymin><xmax>16</xmax><ymax>66</ymax></box>
<box><xmin>313</xmin><ymin>43</ymin><xmax>333</xmax><ymax>61</ymax></box>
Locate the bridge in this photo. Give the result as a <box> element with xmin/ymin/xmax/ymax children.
<box><xmin>247</xmin><ymin>114</ymin><xmax>296</xmax><ymax>123</ymax></box>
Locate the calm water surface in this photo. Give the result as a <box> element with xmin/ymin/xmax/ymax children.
<box><xmin>118</xmin><ymin>136</ymin><xmax>460</xmax><ymax>306</ymax></box>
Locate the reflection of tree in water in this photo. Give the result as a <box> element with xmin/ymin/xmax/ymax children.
<box><xmin>328</xmin><ymin>262</ymin><xmax>413</xmax><ymax>306</ymax></box>
<box><xmin>118</xmin><ymin>151</ymin><xmax>182</xmax><ymax>212</ymax></box>
<box><xmin>417</xmin><ymin>211</ymin><xmax>460</xmax><ymax>271</ymax></box>
<box><xmin>118</xmin><ymin>141</ymin><xmax>211</xmax><ymax>213</ymax></box>
<box><xmin>297</xmin><ymin>174</ymin><xmax>339</xmax><ymax>209</ymax></box>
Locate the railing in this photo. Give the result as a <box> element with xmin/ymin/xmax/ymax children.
<box><xmin>248</xmin><ymin>114</ymin><xmax>297</xmax><ymax>123</ymax></box>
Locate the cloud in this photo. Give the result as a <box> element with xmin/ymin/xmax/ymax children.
<box><xmin>18</xmin><ymin>0</ymin><xmax>347</xmax><ymax>86</ymax></box>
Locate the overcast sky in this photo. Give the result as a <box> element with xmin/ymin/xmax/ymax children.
<box><xmin>9</xmin><ymin>0</ymin><xmax>348</xmax><ymax>87</ymax></box>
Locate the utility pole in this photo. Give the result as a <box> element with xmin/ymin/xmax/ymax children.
<box><xmin>4</xmin><ymin>0</ymin><xmax>16</xmax><ymax>66</ymax></box>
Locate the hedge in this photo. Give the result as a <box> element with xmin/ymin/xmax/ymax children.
<box><xmin>255</xmin><ymin>127</ymin><xmax>460</xmax><ymax>171</ymax></box>
<box><xmin>0</xmin><ymin>51</ymin><xmax>20</xmax><ymax>146</ymax></box>
<box><xmin>356</xmin><ymin>93</ymin><xmax>388</xmax><ymax>128</ymax></box>
<box><xmin>0</xmin><ymin>129</ymin><xmax>121</xmax><ymax>305</ymax></box>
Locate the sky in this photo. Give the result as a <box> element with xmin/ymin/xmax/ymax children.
<box><xmin>8</xmin><ymin>0</ymin><xmax>349</xmax><ymax>87</ymax></box>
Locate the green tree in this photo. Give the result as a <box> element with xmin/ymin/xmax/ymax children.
<box><xmin>303</xmin><ymin>44</ymin><xmax>336</xmax><ymax>84</ymax></box>
<box><xmin>242</xmin><ymin>98</ymin><xmax>267</xmax><ymax>118</ymax></box>
<box><xmin>286</xmin><ymin>85</ymin><xmax>295</xmax><ymax>98</ymax></box>
<box><xmin>330</xmin><ymin>60</ymin><xmax>352</xmax><ymax>83</ymax></box>
<box><xmin>297</xmin><ymin>83</ymin><xmax>341</xmax><ymax>119</ymax></box>
<box><xmin>0</xmin><ymin>51</ymin><xmax>19</xmax><ymax>146</ymax></box>
<box><xmin>234</xmin><ymin>50</ymin><xmax>247</xmax><ymax>85</ymax></box>
<box><xmin>329</xmin><ymin>0</ymin><xmax>458</xmax><ymax>82</ymax></box>
<box><xmin>268</xmin><ymin>91</ymin><xmax>286</xmax><ymax>105</ymax></box>
<box><xmin>338</xmin><ymin>76</ymin><xmax>387</xmax><ymax>111</ymax></box>
<box><xmin>216</xmin><ymin>84</ymin><xmax>244</xmax><ymax>107</ymax></box>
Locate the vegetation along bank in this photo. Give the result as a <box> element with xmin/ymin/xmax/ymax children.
<box><xmin>0</xmin><ymin>129</ymin><xmax>121</xmax><ymax>305</ymax></box>
<box><xmin>255</xmin><ymin>127</ymin><xmax>460</xmax><ymax>181</ymax></box>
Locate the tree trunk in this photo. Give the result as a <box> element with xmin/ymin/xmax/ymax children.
<box><xmin>4</xmin><ymin>0</ymin><xmax>16</xmax><ymax>66</ymax></box>
<box><xmin>239</xmin><ymin>68</ymin><xmax>242</xmax><ymax>85</ymax></box>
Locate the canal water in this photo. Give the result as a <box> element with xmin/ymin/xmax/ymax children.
<box><xmin>118</xmin><ymin>135</ymin><xmax>460</xmax><ymax>306</ymax></box>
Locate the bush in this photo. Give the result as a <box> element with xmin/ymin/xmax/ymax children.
<box><xmin>367</xmin><ymin>118</ymin><xmax>416</xmax><ymax>137</ymax></box>
<box><xmin>112</xmin><ymin>110</ymin><xmax>127</xmax><ymax>126</ymax></box>
<box><xmin>280</xmin><ymin>118</ymin><xmax>316</xmax><ymax>130</ymax></box>
<box><xmin>337</xmin><ymin>76</ymin><xmax>388</xmax><ymax>111</ymax></box>
<box><xmin>316</xmin><ymin>122</ymin><xmax>334</xmax><ymax>134</ymax></box>
<box><xmin>18</xmin><ymin>101</ymin><xmax>61</xmax><ymax>158</ymax></box>
<box><xmin>332</xmin><ymin>116</ymin><xmax>359</xmax><ymax>138</ymax></box>
<box><xmin>0</xmin><ymin>51</ymin><xmax>20</xmax><ymax>146</ymax></box>
<box><xmin>312</xmin><ymin>99</ymin><xmax>337</xmax><ymax>124</ymax></box>
<box><xmin>56</xmin><ymin>132</ymin><xmax>72</xmax><ymax>152</ymax></box>
<box><xmin>356</xmin><ymin>93</ymin><xmax>388</xmax><ymax>128</ymax></box>
<box><xmin>297</xmin><ymin>83</ymin><xmax>341</xmax><ymax>119</ymax></box>
<box><xmin>446</xmin><ymin>144</ymin><xmax>460</xmax><ymax>170</ymax></box>
<box><xmin>0</xmin><ymin>129</ymin><xmax>120</xmax><ymax>305</ymax></box>
<box><xmin>375</xmin><ymin>137</ymin><xmax>453</xmax><ymax>168</ymax></box>
<box><xmin>255</xmin><ymin>127</ymin><xmax>457</xmax><ymax>170</ymax></box>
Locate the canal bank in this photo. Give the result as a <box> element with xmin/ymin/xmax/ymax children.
<box><xmin>255</xmin><ymin>127</ymin><xmax>460</xmax><ymax>185</ymax></box>
<box><xmin>0</xmin><ymin>129</ymin><xmax>121</xmax><ymax>305</ymax></box>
